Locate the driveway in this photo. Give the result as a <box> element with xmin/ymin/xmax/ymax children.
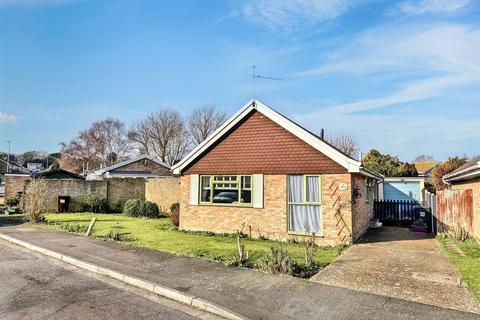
<box><xmin>311</xmin><ymin>227</ymin><xmax>480</xmax><ymax>314</ymax></box>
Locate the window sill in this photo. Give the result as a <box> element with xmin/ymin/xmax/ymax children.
<box><xmin>287</xmin><ymin>231</ymin><xmax>324</xmax><ymax>238</ymax></box>
<box><xmin>198</xmin><ymin>203</ymin><xmax>253</xmax><ymax>208</ymax></box>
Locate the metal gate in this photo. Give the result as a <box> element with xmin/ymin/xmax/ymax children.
<box><xmin>374</xmin><ymin>200</ymin><xmax>431</xmax><ymax>231</ymax></box>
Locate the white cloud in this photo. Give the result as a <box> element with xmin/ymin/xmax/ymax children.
<box><xmin>397</xmin><ymin>0</ymin><xmax>470</xmax><ymax>15</ymax></box>
<box><xmin>0</xmin><ymin>0</ymin><xmax>77</xmax><ymax>6</ymax></box>
<box><xmin>295</xmin><ymin>23</ymin><xmax>480</xmax><ymax>77</ymax></box>
<box><xmin>0</xmin><ymin>112</ymin><xmax>18</xmax><ymax>122</ymax></box>
<box><xmin>241</xmin><ymin>0</ymin><xmax>362</xmax><ymax>32</ymax></box>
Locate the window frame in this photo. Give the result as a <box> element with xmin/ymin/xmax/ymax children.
<box><xmin>287</xmin><ymin>174</ymin><xmax>323</xmax><ymax>235</ymax></box>
<box><xmin>199</xmin><ymin>175</ymin><xmax>253</xmax><ymax>207</ymax></box>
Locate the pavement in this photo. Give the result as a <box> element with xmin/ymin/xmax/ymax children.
<box><xmin>1</xmin><ymin>222</ymin><xmax>479</xmax><ymax>320</ymax></box>
<box><xmin>0</xmin><ymin>240</ymin><xmax>218</xmax><ymax>320</ymax></box>
<box><xmin>311</xmin><ymin>227</ymin><xmax>480</xmax><ymax>314</ymax></box>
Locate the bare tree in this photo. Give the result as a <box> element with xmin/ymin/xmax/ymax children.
<box><xmin>60</xmin><ymin>118</ymin><xmax>131</xmax><ymax>173</ymax></box>
<box><xmin>326</xmin><ymin>132</ymin><xmax>360</xmax><ymax>158</ymax></box>
<box><xmin>413</xmin><ymin>154</ymin><xmax>435</xmax><ymax>163</ymax></box>
<box><xmin>188</xmin><ymin>105</ymin><xmax>227</xmax><ymax>145</ymax></box>
<box><xmin>128</xmin><ymin>108</ymin><xmax>189</xmax><ymax>165</ymax></box>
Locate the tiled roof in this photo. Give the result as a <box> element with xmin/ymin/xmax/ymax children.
<box><xmin>414</xmin><ymin>161</ymin><xmax>437</xmax><ymax>173</ymax></box>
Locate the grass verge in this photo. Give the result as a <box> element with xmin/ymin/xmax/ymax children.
<box><xmin>42</xmin><ymin>213</ymin><xmax>346</xmax><ymax>277</ymax></box>
<box><xmin>437</xmin><ymin>236</ymin><xmax>480</xmax><ymax>302</ymax></box>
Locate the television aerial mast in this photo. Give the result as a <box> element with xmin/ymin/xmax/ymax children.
<box><xmin>252</xmin><ymin>66</ymin><xmax>283</xmax><ymax>99</ymax></box>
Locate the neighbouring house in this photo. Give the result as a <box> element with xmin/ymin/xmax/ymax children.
<box><xmin>172</xmin><ymin>99</ymin><xmax>383</xmax><ymax>246</ymax></box>
<box><xmin>86</xmin><ymin>155</ymin><xmax>172</xmax><ymax>180</ymax></box>
<box><xmin>4</xmin><ymin>168</ymin><xmax>83</xmax><ymax>199</ymax></box>
<box><xmin>442</xmin><ymin>155</ymin><xmax>480</xmax><ymax>239</ymax></box>
<box><xmin>27</xmin><ymin>162</ymin><xmax>44</xmax><ymax>173</ymax></box>
<box><xmin>1</xmin><ymin>158</ymin><xmax>28</xmax><ymax>184</ymax></box>
<box><xmin>33</xmin><ymin>168</ymin><xmax>85</xmax><ymax>180</ymax></box>
<box><xmin>414</xmin><ymin>161</ymin><xmax>437</xmax><ymax>178</ymax></box>
<box><xmin>380</xmin><ymin>177</ymin><xmax>425</xmax><ymax>202</ymax></box>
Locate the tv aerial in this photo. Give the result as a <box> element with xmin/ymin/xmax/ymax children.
<box><xmin>252</xmin><ymin>65</ymin><xmax>283</xmax><ymax>99</ymax></box>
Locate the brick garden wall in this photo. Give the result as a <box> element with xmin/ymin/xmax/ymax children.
<box><xmin>180</xmin><ymin>173</ymin><xmax>355</xmax><ymax>246</ymax></box>
<box><xmin>4</xmin><ymin>175</ymin><xmax>31</xmax><ymax>199</ymax></box>
<box><xmin>145</xmin><ymin>177</ymin><xmax>181</xmax><ymax>213</ymax></box>
<box><xmin>107</xmin><ymin>178</ymin><xmax>146</xmax><ymax>211</ymax></box>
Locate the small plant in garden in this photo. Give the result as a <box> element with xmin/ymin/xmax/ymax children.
<box><xmin>452</xmin><ymin>224</ymin><xmax>470</xmax><ymax>242</ymax></box>
<box><xmin>23</xmin><ymin>180</ymin><xmax>50</xmax><ymax>223</ymax></box>
<box><xmin>414</xmin><ymin>218</ymin><xmax>425</xmax><ymax>226</ymax></box>
<box><xmin>59</xmin><ymin>223</ymin><xmax>88</xmax><ymax>233</ymax></box>
<box><xmin>85</xmin><ymin>194</ymin><xmax>109</xmax><ymax>213</ymax></box>
<box><xmin>170</xmin><ymin>202</ymin><xmax>180</xmax><ymax>227</ymax></box>
<box><xmin>106</xmin><ymin>229</ymin><xmax>121</xmax><ymax>241</ymax></box>
<box><xmin>5</xmin><ymin>196</ymin><xmax>20</xmax><ymax>208</ymax></box>
<box><xmin>304</xmin><ymin>233</ymin><xmax>316</xmax><ymax>266</ymax></box>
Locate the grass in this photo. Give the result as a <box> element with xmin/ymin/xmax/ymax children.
<box><xmin>438</xmin><ymin>236</ymin><xmax>480</xmax><ymax>302</ymax></box>
<box><xmin>0</xmin><ymin>213</ymin><xmax>25</xmax><ymax>225</ymax></box>
<box><xmin>42</xmin><ymin>213</ymin><xmax>345</xmax><ymax>272</ymax></box>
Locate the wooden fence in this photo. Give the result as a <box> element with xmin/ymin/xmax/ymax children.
<box><xmin>374</xmin><ymin>200</ymin><xmax>422</xmax><ymax>225</ymax></box>
<box><xmin>436</xmin><ymin>189</ymin><xmax>474</xmax><ymax>237</ymax></box>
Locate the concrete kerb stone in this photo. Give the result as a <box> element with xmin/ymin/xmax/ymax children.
<box><xmin>0</xmin><ymin>232</ymin><xmax>247</xmax><ymax>320</ymax></box>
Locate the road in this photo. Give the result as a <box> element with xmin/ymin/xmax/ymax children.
<box><xmin>0</xmin><ymin>241</ymin><xmax>218</xmax><ymax>320</ymax></box>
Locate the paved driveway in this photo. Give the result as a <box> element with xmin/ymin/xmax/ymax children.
<box><xmin>311</xmin><ymin>227</ymin><xmax>480</xmax><ymax>314</ymax></box>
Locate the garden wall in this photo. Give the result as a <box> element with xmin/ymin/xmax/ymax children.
<box><xmin>37</xmin><ymin>178</ymin><xmax>145</xmax><ymax>212</ymax></box>
<box><xmin>145</xmin><ymin>177</ymin><xmax>181</xmax><ymax>212</ymax></box>
<box><xmin>4</xmin><ymin>174</ymin><xmax>31</xmax><ymax>199</ymax></box>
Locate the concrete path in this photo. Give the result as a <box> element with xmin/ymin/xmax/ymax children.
<box><xmin>311</xmin><ymin>227</ymin><xmax>480</xmax><ymax>314</ymax></box>
<box><xmin>1</xmin><ymin>223</ymin><xmax>479</xmax><ymax>320</ymax></box>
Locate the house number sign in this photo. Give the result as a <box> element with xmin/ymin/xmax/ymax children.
<box><xmin>338</xmin><ymin>183</ymin><xmax>348</xmax><ymax>191</ymax></box>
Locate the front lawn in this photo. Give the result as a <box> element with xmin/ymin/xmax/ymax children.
<box><xmin>43</xmin><ymin>213</ymin><xmax>345</xmax><ymax>275</ymax></box>
<box><xmin>438</xmin><ymin>236</ymin><xmax>480</xmax><ymax>302</ymax></box>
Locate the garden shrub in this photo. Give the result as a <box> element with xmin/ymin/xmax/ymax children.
<box><xmin>142</xmin><ymin>201</ymin><xmax>161</xmax><ymax>218</ymax></box>
<box><xmin>170</xmin><ymin>202</ymin><xmax>180</xmax><ymax>227</ymax></box>
<box><xmin>257</xmin><ymin>247</ymin><xmax>296</xmax><ymax>276</ymax></box>
<box><xmin>123</xmin><ymin>199</ymin><xmax>162</xmax><ymax>218</ymax></box>
<box><xmin>5</xmin><ymin>195</ymin><xmax>20</xmax><ymax>207</ymax></box>
<box><xmin>85</xmin><ymin>194</ymin><xmax>109</xmax><ymax>213</ymax></box>
<box><xmin>124</xmin><ymin>199</ymin><xmax>143</xmax><ymax>217</ymax></box>
<box><xmin>22</xmin><ymin>180</ymin><xmax>50</xmax><ymax>223</ymax></box>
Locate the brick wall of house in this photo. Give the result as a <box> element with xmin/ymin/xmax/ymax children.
<box><xmin>146</xmin><ymin>177</ymin><xmax>181</xmax><ymax>213</ymax></box>
<box><xmin>180</xmin><ymin>173</ymin><xmax>355</xmax><ymax>245</ymax></box>
<box><xmin>4</xmin><ymin>175</ymin><xmax>31</xmax><ymax>199</ymax></box>
<box><xmin>351</xmin><ymin>174</ymin><xmax>375</xmax><ymax>241</ymax></box>
<box><xmin>110</xmin><ymin>158</ymin><xmax>171</xmax><ymax>176</ymax></box>
<box><xmin>449</xmin><ymin>177</ymin><xmax>480</xmax><ymax>240</ymax></box>
<box><xmin>184</xmin><ymin>110</ymin><xmax>347</xmax><ymax>175</ymax></box>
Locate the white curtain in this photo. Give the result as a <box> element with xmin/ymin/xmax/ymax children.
<box><xmin>306</xmin><ymin>176</ymin><xmax>319</xmax><ymax>202</ymax></box>
<box><xmin>288</xmin><ymin>175</ymin><xmax>303</xmax><ymax>202</ymax></box>
<box><xmin>288</xmin><ymin>205</ymin><xmax>321</xmax><ymax>232</ymax></box>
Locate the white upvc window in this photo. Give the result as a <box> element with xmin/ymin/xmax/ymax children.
<box><xmin>287</xmin><ymin>175</ymin><xmax>322</xmax><ymax>234</ymax></box>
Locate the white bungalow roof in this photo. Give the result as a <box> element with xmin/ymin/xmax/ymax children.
<box><xmin>94</xmin><ymin>155</ymin><xmax>170</xmax><ymax>175</ymax></box>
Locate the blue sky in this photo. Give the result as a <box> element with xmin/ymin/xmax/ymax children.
<box><xmin>0</xmin><ymin>0</ymin><xmax>479</xmax><ymax>162</ymax></box>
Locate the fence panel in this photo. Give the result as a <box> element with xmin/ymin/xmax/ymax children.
<box><xmin>436</xmin><ymin>189</ymin><xmax>474</xmax><ymax>236</ymax></box>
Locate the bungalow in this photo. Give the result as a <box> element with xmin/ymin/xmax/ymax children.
<box><xmin>86</xmin><ymin>155</ymin><xmax>171</xmax><ymax>180</ymax></box>
<box><xmin>172</xmin><ymin>100</ymin><xmax>383</xmax><ymax>245</ymax></box>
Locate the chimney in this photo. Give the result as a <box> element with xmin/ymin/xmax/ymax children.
<box><xmin>320</xmin><ymin>128</ymin><xmax>324</xmax><ymax>140</ymax></box>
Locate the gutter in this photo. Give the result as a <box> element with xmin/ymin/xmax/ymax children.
<box><xmin>443</xmin><ymin>161</ymin><xmax>480</xmax><ymax>183</ymax></box>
